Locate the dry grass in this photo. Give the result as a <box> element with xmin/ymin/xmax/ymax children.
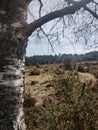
<box><xmin>25</xmin><ymin>66</ymin><xmax>55</xmax><ymax>106</ymax></box>
<box><xmin>25</xmin><ymin>64</ymin><xmax>97</xmax><ymax>107</ymax></box>
<box><xmin>79</xmin><ymin>72</ymin><xmax>96</xmax><ymax>82</ymax></box>
<box><xmin>24</xmin><ymin>63</ymin><xmax>98</xmax><ymax>130</ymax></box>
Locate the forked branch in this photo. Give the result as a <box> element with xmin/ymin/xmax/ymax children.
<box><xmin>25</xmin><ymin>0</ymin><xmax>92</xmax><ymax>37</ymax></box>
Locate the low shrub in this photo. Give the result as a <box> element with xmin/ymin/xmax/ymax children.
<box><xmin>29</xmin><ymin>67</ymin><xmax>40</xmax><ymax>75</ymax></box>
<box><xmin>92</xmin><ymin>70</ymin><xmax>98</xmax><ymax>78</ymax></box>
<box><xmin>23</xmin><ymin>94</ymin><xmax>37</xmax><ymax>108</ymax></box>
<box><xmin>51</xmin><ymin>69</ymin><xmax>98</xmax><ymax>130</ymax></box>
<box><xmin>31</xmin><ymin>81</ymin><xmax>38</xmax><ymax>86</ymax></box>
<box><xmin>77</xmin><ymin>64</ymin><xmax>89</xmax><ymax>72</ymax></box>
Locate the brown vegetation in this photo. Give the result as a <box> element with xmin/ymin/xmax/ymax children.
<box><xmin>29</xmin><ymin>67</ymin><xmax>40</xmax><ymax>76</ymax></box>
<box><xmin>24</xmin><ymin>62</ymin><xmax>98</xmax><ymax>130</ymax></box>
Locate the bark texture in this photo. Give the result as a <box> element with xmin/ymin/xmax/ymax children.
<box><xmin>0</xmin><ymin>0</ymin><xmax>28</xmax><ymax>129</ymax></box>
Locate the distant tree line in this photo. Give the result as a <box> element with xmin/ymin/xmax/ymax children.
<box><xmin>26</xmin><ymin>51</ymin><xmax>98</xmax><ymax>66</ymax></box>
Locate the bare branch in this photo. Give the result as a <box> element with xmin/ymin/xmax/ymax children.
<box><xmin>40</xmin><ymin>27</ymin><xmax>54</xmax><ymax>52</ymax></box>
<box><xmin>38</xmin><ymin>0</ymin><xmax>43</xmax><ymax>17</ymax></box>
<box><xmin>84</xmin><ymin>5</ymin><xmax>98</xmax><ymax>20</ymax></box>
<box><xmin>49</xmin><ymin>18</ymin><xmax>62</xmax><ymax>33</ymax></box>
<box><xmin>25</xmin><ymin>0</ymin><xmax>93</xmax><ymax>37</ymax></box>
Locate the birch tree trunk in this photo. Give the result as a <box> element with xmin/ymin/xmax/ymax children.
<box><xmin>0</xmin><ymin>0</ymin><xmax>28</xmax><ymax>129</ymax></box>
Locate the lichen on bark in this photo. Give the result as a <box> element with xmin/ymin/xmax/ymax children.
<box><xmin>0</xmin><ymin>0</ymin><xmax>28</xmax><ymax>129</ymax></box>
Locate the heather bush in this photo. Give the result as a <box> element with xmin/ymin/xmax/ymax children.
<box><xmin>51</xmin><ymin>69</ymin><xmax>98</xmax><ymax>130</ymax></box>
<box><xmin>23</xmin><ymin>93</ymin><xmax>37</xmax><ymax>108</ymax></box>
<box><xmin>29</xmin><ymin>67</ymin><xmax>40</xmax><ymax>75</ymax></box>
<box><xmin>92</xmin><ymin>70</ymin><xmax>98</xmax><ymax>78</ymax></box>
<box><xmin>77</xmin><ymin>64</ymin><xmax>89</xmax><ymax>72</ymax></box>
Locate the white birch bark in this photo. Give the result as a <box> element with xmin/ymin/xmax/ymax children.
<box><xmin>0</xmin><ymin>0</ymin><xmax>28</xmax><ymax>129</ymax></box>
